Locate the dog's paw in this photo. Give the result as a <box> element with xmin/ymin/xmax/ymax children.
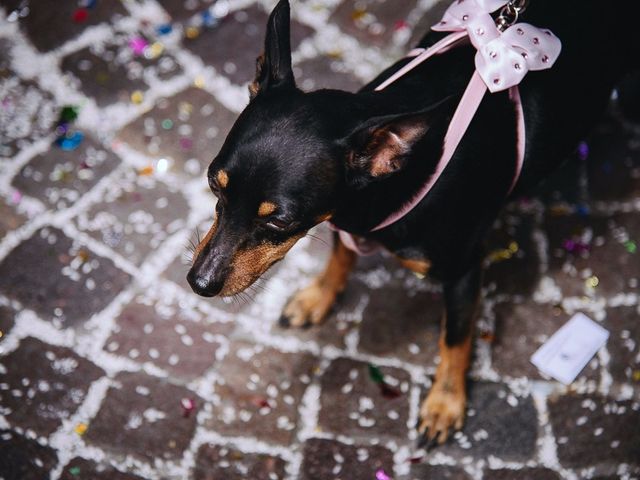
<box><xmin>416</xmin><ymin>384</ymin><xmax>466</xmax><ymax>448</ymax></box>
<box><xmin>279</xmin><ymin>282</ymin><xmax>336</xmax><ymax>328</ymax></box>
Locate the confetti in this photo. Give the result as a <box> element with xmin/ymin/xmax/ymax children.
<box><xmin>69</xmin><ymin>466</ymin><xmax>81</xmax><ymax>476</ymax></box>
<box><xmin>181</xmin><ymin>398</ymin><xmax>196</xmax><ymax>418</ymax></box>
<box><xmin>624</xmin><ymin>240</ymin><xmax>637</xmax><ymax>254</ymax></box>
<box><xmin>479</xmin><ymin>330</ymin><xmax>495</xmax><ymax>343</ymax></box>
<box><xmin>161</xmin><ymin>119</ymin><xmax>173</xmax><ymax>129</ymax></box>
<box><xmin>55</xmin><ymin>131</ymin><xmax>84</xmax><ymax>151</ymax></box>
<box><xmin>59</xmin><ymin>106</ymin><xmax>79</xmax><ymax>123</ymax></box>
<box><xmin>563</xmin><ymin>239</ymin><xmax>590</xmax><ymax>254</ymax></box>
<box><xmin>179</xmin><ymin>137</ymin><xmax>193</xmax><ymax>150</ymax></box>
<box><xmin>577</xmin><ymin>205</ymin><xmax>590</xmax><ymax>217</ymax></box>
<box><xmin>351</xmin><ymin>8</ymin><xmax>367</xmax><ymax>21</ymax></box>
<box><xmin>585</xmin><ymin>276</ymin><xmax>599</xmax><ymax>289</ymax></box>
<box><xmin>129</xmin><ymin>36</ymin><xmax>148</xmax><ymax>56</ymax></box>
<box><xmin>145</xmin><ymin>42</ymin><xmax>164</xmax><ymax>59</ymax></box>
<box><xmin>156</xmin><ymin>23</ymin><xmax>173</xmax><ymax>35</ymax></box>
<box><xmin>194</xmin><ymin>75</ymin><xmax>206</xmax><ymax>88</ymax></box>
<box><xmin>138</xmin><ymin>165</ymin><xmax>154</xmax><ymax>176</ymax></box>
<box><xmin>11</xmin><ymin>190</ymin><xmax>22</xmax><ymax>205</ymax></box>
<box><xmin>488</xmin><ymin>241</ymin><xmax>519</xmax><ymax>263</ymax></box>
<box><xmin>186</xmin><ymin>26</ymin><xmax>200</xmax><ymax>39</ymax></box>
<box><xmin>577</xmin><ymin>141</ymin><xmax>589</xmax><ymax>161</ymax></box>
<box><xmin>368</xmin><ymin>364</ymin><xmax>401</xmax><ymax>399</ymax></box>
<box><xmin>74</xmin><ymin>422</ymin><xmax>88</xmax><ymax>435</ymax></box>
<box><xmin>0</xmin><ymin>330</ymin><xmax>3</xmax><ymax>339</ymax></box>
<box><xmin>368</xmin><ymin>364</ymin><xmax>385</xmax><ymax>384</ymax></box>
<box><xmin>131</xmin><ymin>90</ymin><xmax>144</xmax><ymax>104</ymax></box>
<box><xmin>375</xmin><ymin>469</ymin><xmax>393</xmax><ymax>480</ymax></box>
<box><xmin>201</xmin><ymin>10</ymin><xmax>217</xmax><ymax>27</ymax></box>
<box><xmin>250</xmin><ymin>396</ymin><xmax>272</xmax><ymax>409</ymax></box>
<box><xmin>72</xmin><ymin>8</ymin><xmax>89</xmax><ymax>23</ymax></box>
<box><xmin>632</xmin><ymin>370</ymin><xmax>640</xmax><ymax>382</ymax></box>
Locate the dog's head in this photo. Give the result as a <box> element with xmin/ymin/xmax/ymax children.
<box><xmin>187</xmin><ymin>0</ymin><xmax>448</xmax><ymax>297</ymax></box>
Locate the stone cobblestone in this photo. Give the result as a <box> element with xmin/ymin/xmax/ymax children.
<box><xmin>0</xmin><ymin>337</ymin><xmax>104</xmax><ymax>436</ymax></box>
<box><xmin>0</xmin><ymin>227</ymin><xmax>132</xmax><ymax>326</ymax></box>
<box><xmin>192</xmin><ymin>443</ymin><xmax>287</xmax><ymax>480</ymax></box>
<box><xmin>1</xmin><ymin>0</ymin><xmax>640</xmax><ymax>479</ymax></box>
<box><xmin>85</xmin><ymin>371</ymin><xmax>201</xmax><ymax>463</ymax></box>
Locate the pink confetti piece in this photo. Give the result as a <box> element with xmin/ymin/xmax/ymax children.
<box><xmin>11</xmin><ymin>190</ymin><xmax>22</xmax><ymax>205</ymax></box>
<box><xmin>129</xmin><ymin>36</ymin><xmax>148</xmax><ymax>56</ymax></box>
<box><xmin>375</xmin><ymin>469</ymin><xmax>392</xmax><ymax>480</ymax></box>
<box><xmin>181</xmin><ymin>397</ymin><xmax>195</xmax><ymax>418</ymax></box>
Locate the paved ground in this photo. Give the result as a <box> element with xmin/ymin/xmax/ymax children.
<box><xmin>1</xmin><ymin>0</ymin><xmax>639</xmax><ymax>479</ymax></box>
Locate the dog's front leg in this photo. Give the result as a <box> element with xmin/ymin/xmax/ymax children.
<box><xmin>418</xmin><ymin>262</ymin><xmax>482</xmax><ymax>446</ymax></box>
<box><xmin>279</xmin><ymin>232</ymin><xmax>357</xmax><ymax>328</ymax></box>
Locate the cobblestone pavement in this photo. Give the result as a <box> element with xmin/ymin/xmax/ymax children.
<box><xmin>1</xmin><ymin>1</ymin><xmax>639</xmax><ymax>479</ymax></box>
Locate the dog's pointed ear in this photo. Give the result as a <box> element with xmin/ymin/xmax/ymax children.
<box><xmin>249</xmin><ymin>0</ymin><xmax>294</xmax><ymax>99</ymax></box>
<box><xmin>341</xmin><ymin>112</ymin><xmax>432</xmax><ymax>187</ymax></box>
<box><xmin>341</xmin><ymin>98</ymin><xmax>454</xmax><ymax>187</ymax></box>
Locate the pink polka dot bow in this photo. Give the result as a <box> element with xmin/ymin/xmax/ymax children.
<box><xmin>432</xmin><ymin>0</ymin><xmax>562</xmax><ymax>92</ymax></box>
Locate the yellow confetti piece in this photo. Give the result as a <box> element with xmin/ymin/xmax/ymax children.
<box><xmin>585</xmin><ymin>276</ymin><xmax>599</xmax><ymax>289</ymax></box>
<box><xmin>179</xmin><ymin>101</ymin><xmax>193</xmax><ymax>115</ymax></box>
<box><xmin>633</xmin><ymin>370</ymin><xmax>640</xmax><ymax>382</ymax></box>
<box><xmin>131</xmin><ymin>90</ymin><xmax>144</xmax><ymax>104</ymax></box>
<box><xmin>74</xmin><ymin>423</ymin><xmax>87</xmax><ymax>435</ymax></box>
<box><xmin>185</xmin><ymin>26</ymin><xmax>200</xmax><ymax>39</ymax></box>
<box><xmin>77</xmin><ymin>250</ymin><xmax>90</xmax><ymax>262</ymax></box>
<box><xmin>508</xmin><ymin>241</ymin><xmax>519</xmax><ymax>253</ymax></box>
<box><xmin>351</xmin><ymin>8</ymin><xmax>367</xmax><ymax>21</ymax></box>
<box><xmin>549</xmin><ymin>205</ymin><xmax>572</xmax><ymax>216</ymax></box>
<box><xmin>194</xmin><ymin>75</ymin><xmax>205</xmax><ymax>88</ymax></box>
<box><xmin>138</xmin><ymin>165</ymin><xmax>154</xmax><ymax>176</ymax></box>
<box><xmin>146</xmin><ymin>42</ymin><xmax>164</xmax><ymax>59</ymax></box>
<box><xmin>0</xmin><ymin>330</ymin><xmax>3</xmax><ymax>338</ymax></box>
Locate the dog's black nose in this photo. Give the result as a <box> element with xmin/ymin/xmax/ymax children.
<box><xmin>187</xmin><ymin>268</ymin><xmax>224</xmax><ymax>297</ymax></box>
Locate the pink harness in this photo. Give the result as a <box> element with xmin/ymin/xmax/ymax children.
<box><xmin>334</xmin><ymin>0</ymin><xmax>561</xmax><ymax>255</ymax></box>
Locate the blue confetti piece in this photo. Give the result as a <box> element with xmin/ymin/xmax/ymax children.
<box><xmin>201</xmin><ymin>10</ymin><xmax>218</xmax><ymax>27</ymax></box>
<box><xmin>576</xmin><ymin>205</ymin><xmax>590</xmax><ymax>217</ymax></box>
<box><xmin>56</xmin><ymin>131</ymin><xmax>84</xmax><ymax>151</ymax></box>
<box><xmin>156</xmin><ymin>23</ymin><xmax>173</xmax><ymax>35</ymax></box>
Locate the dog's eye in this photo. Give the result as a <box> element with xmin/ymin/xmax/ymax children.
<box><xmin>265</xmin><ymin>218</ymin><xmax>290</xmax><ymax>232</ymax></box>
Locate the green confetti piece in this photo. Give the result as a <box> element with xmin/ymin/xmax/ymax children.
<box><xmin>69</xmin><ymin>466</ymin><xmax>81</xmax><ymax>476</ymax></box>
<box><xmin>161</xmin><ymin>118</ymin><xmax>173</xmax><ymax>129</ymax></box>
<box><xmin>368</xmin><ymin>364</ymin><xmax>385</xmax><ymax>385</ymax></box>
<box><xmin>625</xmin><ymin>240</ymin><xmax>637</xmax><ymax>254</ymax></box>
<box><xmin>59</xmin><ymin>105</ymin><xmax>79</xmax><ymax>123</ymax></box>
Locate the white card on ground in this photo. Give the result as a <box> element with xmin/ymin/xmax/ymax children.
<box><xmin>530</xmin><ymin>312</ymin><xmax>609</xmax><ymax>385</ymax></box>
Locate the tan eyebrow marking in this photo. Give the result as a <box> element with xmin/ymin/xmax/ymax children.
<box><xmin>258</xmin><ymin>201</ymin><xmax>277</xmax><ymax>217</ymax></box>
<box><xmin>216</xmin><ymin>170</ymin><xmax>229</xmax><ymax>188</ymax></box>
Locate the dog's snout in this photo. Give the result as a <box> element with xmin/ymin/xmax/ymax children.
<box><xmin>187</xmin><ymin>268</ymin><xmax>225</xmax><ymax>297</ymax></box>
<box><xmin>187</xmin><ymin>244</ymin><xmax>230</xmax><ymax>297</ymax></box>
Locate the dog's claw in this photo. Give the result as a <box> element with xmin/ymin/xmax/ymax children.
<box><xmin>426</xmin><ymin>434</ymin><xmax>440</xmax><ymax>452</ymax></box>
<box><xmin>416</xmin><ymin>433</ymin><xmax>429</xmax><ymax>449</ymax></box>
<box><xmin>278</xmin><ymin>314</ymin><xmax>291</xmax><ymax>328</ymax></box>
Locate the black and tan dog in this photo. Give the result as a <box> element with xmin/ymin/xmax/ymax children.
<box><xmin>187</xmin><ymin>0</ymin><xmax>640</xmax><ymax>445</ymax></box>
